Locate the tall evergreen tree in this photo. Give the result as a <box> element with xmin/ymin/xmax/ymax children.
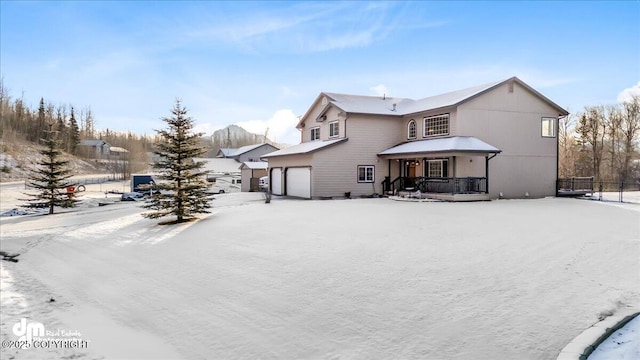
<box><xmin>142</xmin><ymin>99</ymin><xmax>210</xmax><ymax>223</ymax></box>
<box><xmin>68</xmin><ymin>106</ymin><xmax>80</xmax><ymax>154</ymax></box>
<box><xmin>33</xmin><ymin>98</ymin><xmax>46</xmax><ymax>144</ymax></box>
<box><xmin>24</xmin><ymin>125</ymin><xmax>78</xmax><ymax>214</ymax></box>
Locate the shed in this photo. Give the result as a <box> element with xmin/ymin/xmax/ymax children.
<box><xmin>239</xmin><ymin>161</ymin><xmax>268</xmax><ymax>192</ymax></box>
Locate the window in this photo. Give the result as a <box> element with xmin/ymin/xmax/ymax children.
<box><xmin>357</xmin><ymin>165</ymin><xmax>374</xmax><ymax>183</ymax></box>
<box><xmin>542</xmin><ymin>117</ymin><xmax>556</xmax><ymax>137</ymax></box>
<box><xmin>424</xmin><ymin>114</ymin><xmax>449</xmax><ymax>137</ymax></box>
<box><xmin>310</xmin><ymin>127</ymin><xmax>320</xmax><ymax>141</ymax></box>
<box><xmin>329</xmin><ymin>121</ymin><xmax>339</xmax><ymax>137</ymax></box>
<box><xmin>407</xmin><ymin>119</ymin><xmax>417</xmax><ymax>139</ymax></box>
<box><xmin>426</xmin><ymin>159</ymin><xmax>448</xmax><ymax>178</ymax></box>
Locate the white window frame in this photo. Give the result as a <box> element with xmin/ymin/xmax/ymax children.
<box><xmin>310</xmin><ymin>127</ymin><xmax>320</xmax><ymax>141</ymax></box>
<box><xmin>426</xmin><ymin>159</ymin><xmax>448</xmax><ymax>178</ymax></box>
<box><xmin>541</xmin><ymin>117</ymin><xmax>556</xmax><ymax>137</ymax></box>
<box><xmin>329</xmin><ymin>121</ymin><xmax>339</xmax><ymax>138</ymax></box>
<box><xmin>407</xmin><ymin>119</ymin><xmax>417</xmax><ymax>139</ymax></box>
<box><xmin>423</xmin><ymin>114</ymin><xmax>449</xmax><ymax>138</ymax></box>
<box><xmin>357</xmin><ymin>165</ymin><xmax>375</xmax><ymax>183</ymax></box>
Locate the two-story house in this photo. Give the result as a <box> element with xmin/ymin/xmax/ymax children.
<box><xmin>262</xmin><ymin>77</ymin><xmax>568</xmax><ymax>200</ymax></box>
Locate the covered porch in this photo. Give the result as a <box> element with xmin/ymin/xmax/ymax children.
<box><xmin>378</xmin><ymin>137</ymin><xmax>501</xmax><ymax>201</ymax></box>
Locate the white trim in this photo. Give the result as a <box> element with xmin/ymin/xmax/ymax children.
<box><xmin>329</xmin><ymin>121</ymin><xmax>339</xmax><ymax>138</ymax></box>
<box><xmin>541</xmin><ymin>117</ymin><xmax>556</xmax><ymax>138</ymax></box>
<box><xmin>423</xmin><ymin>114</ymin><xmax>449</xmax><ymax>138</ymax></box>
<box><xmin>407</xmin><ymin>119</ymin><xmax>417</xmax><ymax>139</ymax></box>
<box><xmin>357</xmin><ymin>165</ymin><xmax>375</xmax><ymax>183</ymax></box>
<box><xmin>310</xmin><ymin>126</ymin><xmax>320</xmax><ymax>141</ymax></box>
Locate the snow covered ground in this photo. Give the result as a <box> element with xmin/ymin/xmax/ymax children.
<box><xmin>588</xmin><ymin>314</ymin><xmax>640</xmax><ymax>360</ymax></box>
<box><xmin>0</xmin><ymin>187</ymin><xmax>638</xmax><ymax>359</ymax></box>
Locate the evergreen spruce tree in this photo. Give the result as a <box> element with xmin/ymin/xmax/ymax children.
<box><xmin>68</xmin><ymin>106</ymin><xmax>80</xmax><ymax>154</ymax></box>
<box><xmin>24</xmin><ymin>125</ymin><xmax>78</xmax><ymax>214</ymax></box>
<box><xmin>142</xmin><ymin>99</ymin><xmax>210</xmax><ymax>223</ymax></box>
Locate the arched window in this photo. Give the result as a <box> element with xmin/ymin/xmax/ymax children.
<box><xmin>407</xmin><ymin>120</ymin><xmax>417</xmax><ymax>139</ymax></box>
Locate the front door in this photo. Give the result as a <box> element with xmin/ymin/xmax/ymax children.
<box><xmin>406</xmin><ymin>161</ymin><xmax>417</xmax><ymax>177</ymax></box>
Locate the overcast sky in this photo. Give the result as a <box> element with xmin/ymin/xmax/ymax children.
<box><xmin>1</xmin><ymin>1</ymin><xmax>639</xmax><ymax>144</ymax></box>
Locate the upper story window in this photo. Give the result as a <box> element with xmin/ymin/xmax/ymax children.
<box><xmin>407</xmin><ymin>120</ymin><xmax>417</xmax><ymax>139</ymax></box>
<box><xmin>329</xmin><ymin>121</ymin><xmax>339</xmax><ymax>138</ymax></box>
<box><xmin>541</xmin><ymin>117</ymin><xmax>556</xmax><ymax>137</ymax></box>
<box><xmin>424</xmin><ymin>114</ymin><xmax>449</xmax><ymax>137</ymax></box>
<box><xmin>310</xmin><ymin>127</ymin><xmax>320</xmax><ymax>141</ymax></box>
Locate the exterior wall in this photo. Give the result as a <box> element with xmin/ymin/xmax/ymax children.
<box><xmin>240</xmin><ymin>168</ymin><xmax>267</xmax><ymax>192</ymax></box>
<box><xmin>457</xmin><ymin>81</ymin><xmax>560</xmax><ymax>198</ymax></box>
<box><xmin>300</xmin><ymin>106</ymin><xmax>346</xmax><ymax>143</ymax></box>
<box><xmin>455</xmin><ymin>155</ymin><xmax>485</xmax><ymax>178</ymax></box>
<box><xmin>311</xmin><ymin>115</ymin><xmax>404</xmax><ymax>198</ymax></box>
<box><xmin>237</xmin><ymin>145</ymin><xmax>279</xmax><ymax>163</ymax></box>
<box><xmin>240</xmin><ymin>168</ymin><xmax>252</xmax><ymax>192</ymax></box>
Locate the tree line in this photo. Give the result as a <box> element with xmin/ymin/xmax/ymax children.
<box><xmin>559</xmin><ymin>95</ymin><xmax>640</xmax><ymax>184</ymax></box>
<box><xmin>0</xmin><ymin>79</ymin><xmax>153</xmax><ymax>173</ymax></box>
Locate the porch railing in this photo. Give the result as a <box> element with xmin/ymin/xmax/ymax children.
<box><xmin>556</xmin><ymin>177</ymin><xmax>594</xmax><ymax>195</ymax></box>
<box><xmin>386</xmin><ymin>177</ymin><xmax>487</xmax><ymax>195</ymax></box>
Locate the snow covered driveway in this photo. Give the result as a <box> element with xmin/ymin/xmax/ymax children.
<box><xmin>1</xmin><ymin>196</ymin><xmax>638</xmax><ymax>359</ymax></box>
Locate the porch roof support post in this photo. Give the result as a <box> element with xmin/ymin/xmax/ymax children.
<box><xmin>452</xmin><ymin>156</ymin><xmax>457</xmax><ymax>194</ymax></box>
<box><xmin>485</xmin><ymin>153</ymin><xmax>498</xmax><ymax>194</ymax></box>
<box><xmin>485</xmin><ymin>155</ymin><xmax>489</xmax><ymax>194</ymax></box>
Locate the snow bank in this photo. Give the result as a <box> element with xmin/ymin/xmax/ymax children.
<box><xmin>0</xmin><ymin>196</ymin><xmax>638</xmax><ymax>359</ymax></box>
<box><xmin>588</xmin><ymin>314</ymin><xmax>640</xmax><ymax>360</ymax></box>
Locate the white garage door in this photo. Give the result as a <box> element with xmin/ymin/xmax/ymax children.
<box><xmin>271</xmin><ymin>168</ymin><xmax>283</xmax><ymax>195</ymax></box>
<box><xmin>286</xmin><ymin>167</ymin><xmax>311</xmax><ymax>199</ymax></box>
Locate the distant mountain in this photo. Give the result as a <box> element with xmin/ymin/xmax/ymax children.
<box><xmin>203</xmin><ymin>125</ymin><xmax>286</xmax><ymax>157</ymax></box>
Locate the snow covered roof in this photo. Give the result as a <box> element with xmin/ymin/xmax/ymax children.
<box><xmin>219</xmin><ymin>144</ymin><xmax>273</xmax><ymax>158</ymax></box>
<box><xmin>233</xmin><ymin>144</ymin><xmax>269</xmax><ymax>155</ymax></box>
<box><xmin>240</xmin><ymin>161</ymin><xmax>268</xmax><ymax>170</ymax></box>
<box><xmin>109</xmin><ymin>146</ymin><xmax>128</xmax><ymax>153</ymax></box>
<box><xmin>79</xmin><ymin>139</ymin><xmax>109</xmax><ymax>147</ymax></box>
<box><xmin>218</xmin><ymin>148</ymin><xmax>235</xmax><ymax>157</ymax></box>
<box><xmin>378</xmin><ymin>137</ymin><xmax>501</xmax><ymax>156</ymax></box>
<box><xmin>196</xmin><ymin>158</ymin><xmax>242</xmax><ymax>174</ymax></box>
<box><xmin>299</xmin><ymin>77</ymin><xmax>568</xmax><ymax>127</ymax></box>
<box><xmin>261</xmin><ymin>138</ymin><xmax>347</xmax><ymax>158</ymax></box>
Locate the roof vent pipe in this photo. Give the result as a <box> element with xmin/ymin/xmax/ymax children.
<box><xmin>392</xmin><ymin>103</ymin><xmax>397</xmax><ymax>111</ymax></box>
<box><xmin>383</xmin><ymin>93</ymin><xmax>386</xmax><ymax>100</ymax></box>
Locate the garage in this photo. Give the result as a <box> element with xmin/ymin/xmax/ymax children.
<box><xmin>271</xmin><ymin>168</ymin><xmax>283</xmax><ymax>195</ymax></box>
<box><xmin>286</xmin><ymin>167</ymin><xmax>311</xmax><ymax>199</ymax></box>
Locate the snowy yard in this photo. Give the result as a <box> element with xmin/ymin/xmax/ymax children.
<box><xmin>0</xmin><ymin>189</ymin><xmax>639</xmax><ymax>359</ymax></box>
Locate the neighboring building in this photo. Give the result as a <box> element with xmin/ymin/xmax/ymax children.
<box><xmin>239</xmin><ymin>161</ymin><xmax>268</xmax><ymax>192</ymax></box>
<box><xmin>78</xmin><ymin>140</ymin><xmax>111</xmax><ymax>158</ymax></box>
<box><xmin>262</xmin><ymin>77</ymin><xmax>569</xmax><ymax>200</ymax></box>
<box><xmin>216</xmin><ymin>143</ymin><xmax>279</xmax><ymax>163</ymax></box>
<box><xmin>78</xmin><ymin>140</ymin><xmax>129</xmax><ymax>161</ymax></box>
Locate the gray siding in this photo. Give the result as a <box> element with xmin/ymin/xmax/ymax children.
<box><xmin>457</xmin><ymin>81</ymin><xmax>560</xmax><ymax>198</ymax></box>
<box><xmin>311</xmin><ymin>115</ymin><xmax>404</xmax><ymax>198</ymax></box>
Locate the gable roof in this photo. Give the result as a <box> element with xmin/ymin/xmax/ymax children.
<box><xmin>261</xmin><ymin>138</ymin><xmax>347</xmax><ymax>158</ymax></box>
<box><xmin>79</xmin><ymin>139</ymin><xmax>109</xmax><ymax>147</ymax></box>
<box><xmin>298</xmin><ymin>77</ymin><xmax>568</xmax><ymax>128</ymax></box>
<box><xmin>218</xmin><ymin>143</ymin><xmax>278</xmax><ymax>158</ymax></box>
